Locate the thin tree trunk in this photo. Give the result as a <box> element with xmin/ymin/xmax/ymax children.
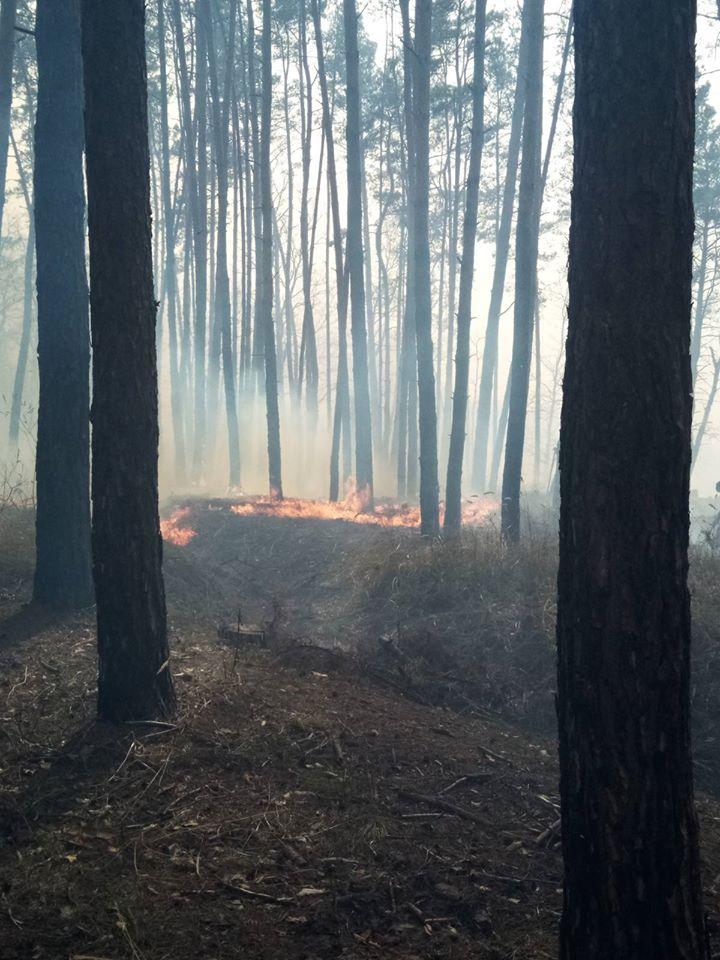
<box><xmin>82</xmin><ymin>0</ymin><xmax>175</xmax><ymax>721</ymax></box>
<box><xmin>259</xmin><ymin>0</ymin><xmax>282</xmax><ymax>497</ymax></box>
<box><xmin>489</xmin><ymin>369</ymin><xmax>510</xmax><ymax>492</ymax></box>
<box><xmin>343</xmin><ymin>0</ymin><xmax>374</xmax><ymax>504</ymax></box>
<box><xmin>310</xmin><ymin>0</ymin><xmax>351</xmax><ymax>500</ymax></box>
<box><xmin>158</xmin><ymin>0</ymin><xmax>186</xmax><ymax>483</ymax></box>
<box><xmin>500</xmin><ymin>0</ymin><xmax>544</xmax><ymax>543</ymax></box>
<box><xmin>444</xmin><ymin>0</ymin><xmax>487</xmax><ymax>533</ymax></box>
<box><xmin>397</xmin><ymin>0</ymin><xmax>417</xmax><ymax>500</ymax></box>
<box><xmin>246</xmin><ymin>0</ymin><xmax>264</xmax><ymax>394</ymax></box>
<box><xmin>297</xmin><ymin>0</ymin><xmax>319</xmax><ymax>427</ymax></box>
<box><xmin>413</xmin><ymin>0</ymin><xmax>440</xmax><ymax>536</ymax></box>
<box><xmin>193</xmin><ymin>0</ymin><xmax>209</xmax><ymax>475</ymax></box>
<box><xmin>8</xmin><ymin>218</ymin><xmax>33</xmax><ymax>447</ymax></box>
<box><xmin>0</xmin><ymin>0</ymin><xmax>17</xmax><ymax>239</ymax></box>
<box><xmin>691</xmin><ymin>218</ymin><xmax>709</xmax><ymax>386</ymax></box>
<box><xmin>207</xmin><ymin>0</ymin><xmax>241</xmax><ymax>487</ymax></box>
<box><xmin>471</xmin><ymin>9</ymin><xmax>528</xmax><ymax>490</ymax></box>
<box><xmin>8</xmin><ymin>126</ymin><xmax>34</xmax><ymax>448</ymax></box>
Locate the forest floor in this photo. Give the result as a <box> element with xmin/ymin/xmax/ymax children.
<box><xmin>1</xmin><ymin>501</ymin><xmax>720</xmax><ymax>959</ymax></box>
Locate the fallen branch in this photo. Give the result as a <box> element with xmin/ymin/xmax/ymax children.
<box><xmin>397</xmin><ymin>789</ymin><xmax>489</xmax><ymax>827</ymax></box>
<box><xmin>534</xmin><ymin>817</ymin><xmax>561</xmax><ymax>846</ymax></box>
<box><xmin>220</xmin><ymin>878</ymin><xmax>293</xmax><ymax>904</ymax></box>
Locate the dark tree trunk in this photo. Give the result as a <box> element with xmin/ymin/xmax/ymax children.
<box><xmin>0</xmin><ymin>0</ymin><xmax>17</xmax><ymax>239</ymax></box>
<box><xmin>82</xmin><ymin>0</ymin><xmax>175</xmax><ymax>721</ymax></box>
<box><xmin>557</xmin><ymin>1</ymin><xmax>707</xmax><ymax>957</ymax></box>
<box><xmin>33</xmin><ymin>0</ymin><xmax>93</xmax><ymax>610</ymax></box>
<box><xmin>259</xmin><ymin>0</ymin><xmax>282</xmax><ymax>497</ymax></box>
<box><xmin>500</xmin><ymin>0</ymin><xmax>543</xmax><ymax>543</ymax></box>
<box><xmin>413</xmin><ymin>0</ymin><xmax>440</xmax><ymax>536</ymax></box>
<box><xmin>343</xmin><ymin>0</ymin><xmax>374</xmax><ymax>505</ymax></box>
<box><xmin>443</xmin><ymin>0</ymin><xmax>487</xmax><ymax>534</ymax></box>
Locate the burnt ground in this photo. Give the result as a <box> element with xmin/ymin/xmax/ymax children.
<box><xmin>1</xmin><ymin>506</ymin><xmax>720</xmax><ymax>959</ymax></box>
<box><xmin>161</xmin><ymin>498</ymin><xmax>426</xmax><ymax>645</ymax></box>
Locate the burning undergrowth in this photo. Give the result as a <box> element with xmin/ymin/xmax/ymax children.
<box><xmin>160</xmin><ymin>489</ymin><xmax>499</xmax><ymax>547</ymax></box>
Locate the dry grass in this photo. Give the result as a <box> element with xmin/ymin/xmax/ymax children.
<box><xmin>351</xmin><ymin>523</ymin><xmax>720</xmax><ymax>788</ymax></box>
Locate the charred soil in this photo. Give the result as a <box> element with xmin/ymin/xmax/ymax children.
<box><xmin>1</xmin><ymin>505</ymin><xmax>720</xmax><ymax>958</ymax></box>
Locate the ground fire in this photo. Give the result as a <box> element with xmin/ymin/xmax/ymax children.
<box><xmin>159</xmin><ymin>491</ymin><xmax>499</xmax><ymax>545</ymax></box>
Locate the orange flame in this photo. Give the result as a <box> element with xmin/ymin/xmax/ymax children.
<box><xmin>160</xmin><ymin>506</ymin><xmax>197</xmax><ymax>546</ymax></box>
<box><xmin>161</xmin><ymin>486</ymin><xmax>498</xmax><ymax>546</ymax></box>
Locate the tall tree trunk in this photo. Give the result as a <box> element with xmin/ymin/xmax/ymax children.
<box><xmin>158</xmin><ymin>0</ymin><xmax>186</xmax><ymax>483</ymax></box>
<box><xmin>471</xmin><ymin>10</ymin><xmax>528</xmax><ymax>491</ymax></box>
<box><xmin>413</xmin><ymin>0</ymin><xmax>440</xmax><ymax>536</ymax></box>
<box><xmin>33</xmin><ymin>0</ymin><xmax>93</xmax><ymax>610</ymax></box>
<box><xmin>0</xmin><ymin>0</ymin><xmax>17</xmax><ymax>239</ymax></box>
<box><xmin>259</xmin><ymin>0</ymin><xmax>282</xmax><ymax>497</ymax></box>
<box><xmin>343</xmin><ymin>0</ymin><xmax>374</xmax><ymax>504</ymax></box>
<box><xmin>246</xmin><ymin>0</ymin><xmax>265</xmax><ymax>395</ymax></box>
<box><xmin>500</xmin><ymin>0</ymin><xmax>544</xmax><ymax>543</ymax></box>
<box><xmin>443</xmin><ymin>0</ymin><xmax>487</xmax><ymax>534</ymax></box>
<box><xmin>297</xmin><ymin>0</ymin><xmax>319</xmax><ymax>427</ymax></box>
<box><xmin>207</xmin><ymin>0</ymin><xmax>241</xmax><ymax>487</ymax></box>
<box><xmin>82</xmin><ymin>0</ymin><xmax>175</xmax><ymax>721</ymax></box>
<box><xmin>396</xmin><ymin>0</ymin><xmax>418</xmax><ymax>501</ymax></box>
<box><xmin>310</xmin><ymin>0</ymin><xmax>351</xmax><ymax>500</ymax></box>
<box><xmin>532</xmin><ymin>8</ymin><xmax>571</xmax><ymax>487</ymax></box>
<box><xmin>192</xmin><ymin>0</ymin><xmax>209</xmax><ymax>476</ymax></box>
<box><xmin>557</xmin><ymin>1</ymin><xmax>707</xmax><ymax>956</ymax></box>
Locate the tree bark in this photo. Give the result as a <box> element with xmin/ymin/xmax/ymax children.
<box><xmin>396</xmin><ymin>0</ymin><xmax>418</xmax><ymax>501</ymax></box>
<box><xmin>207</xmin><ymin>0</ymin><xmax>241</xmax><ymax>487</ymax></box>
<box><xmin>413</xmin><ymin>0</ymin><xmax>440</xmax><ymax>536</ymax></box>
<box><xmin>443</xmin><ymin>0</ymin><xmax>487</xmax><ymax>533</ymax></box>
<box><xmin>158</xmin><ymin>0</ymin><xmax>186</xmax><ymax>483</ymax></box>
<box><xmin>310</xmin><ymin>0</ymin><xmax>351</xmax><ymax>501</ymax></box>
<box><xmin>343</xmin><ymin>0</ymin><xmax>374</xmax><ymax>505</ymax></box>
<box><xmin>557</xmin><ymin>1</ymin><xmax>707</xmax><ymax>956</ymax></box>
<box><xmin>259</xmin><ymin>0</ymin><xmax>282</xmax><ymax>497</ymax></box>
<box><xmin>82</xmin><ymin>0</ymin><xmax>175</xmax><ymax>721</ymax></box>
<box><xmin>500</xmin><ymin>0</ymin><xmax>543</xmax><ymax>543</ymax></box>
<box><xmin>297</xmin><ymin>0</ymin><xmax>319</xmax><ymax>427</ymax></box>
<box><xmin>33</xmin><ymin>0</ymin><xmax>93</xmax><ymax>610</ymax></box>
<box><xmin>191</xmin><ymin>0</ymin><xmax>209</xmax><ymax>476</ymax></box>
